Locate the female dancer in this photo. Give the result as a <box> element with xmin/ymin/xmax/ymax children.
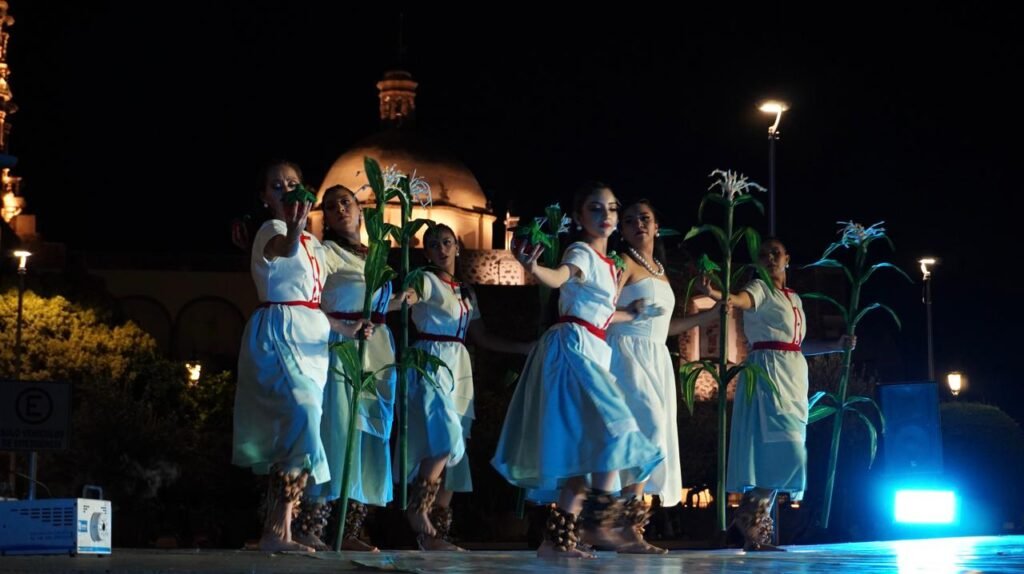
<box><xmin>492</xmin><ymin>183</ymin><xmax>664</xmax><ymax>557</ymax></box>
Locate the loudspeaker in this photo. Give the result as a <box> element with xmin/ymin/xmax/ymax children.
<box><xmin>878</xmin><ymin>381</ymin><xmax>944</xmax><ymax>476</ymax></box>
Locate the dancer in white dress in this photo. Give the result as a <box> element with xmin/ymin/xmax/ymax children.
<box><xmin>701</xmin><ymin>238</ymin><xmax>853</xmax><ymax>551</ymax></box>
<box><xmin>492</xmin><ymin>183</ymin><xmax>664</xmax><ymax>558</ymax></box>
<box><xmin>608</xmin><ymin>199</ymin><xmax>722</xmax><ymax>554</ymax></box>
<box><xmin>232</xmin><ymin>162</ymin><xmax>371</xmax><ymax>553</ymax></box>
<box><xmin>292</xmin><ymin>185</ymin><xmax>406</xmax><ymax>552</ymax></box>
<box><xmin>404</xmin><ymin>223</ymin><xmax>533</xmax><ymax>551</ymax></box>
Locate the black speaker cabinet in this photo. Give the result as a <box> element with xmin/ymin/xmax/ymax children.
<box><xmin>878</xmin><ymin>381</ymin><xmax>944</xmax><ymax>476</ymax></box>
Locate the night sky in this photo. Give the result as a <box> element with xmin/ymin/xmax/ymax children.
<box><xmin>7</xmin><ymin>4</ymin><xmax>1021</xmax><ymax>419</ymax></box>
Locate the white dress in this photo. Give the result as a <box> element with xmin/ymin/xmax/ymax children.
<box><xmin>232</xmin><ymin>220</ymin><xmax>331</xmax><ymax>484</ymax></box>
<box><xmin>310</xmin><ymin>242</ymin><xmax>396</xmax><ymax>505</ymax></box>
<box><xmin>607</xmin><ymin>277</ymin><xmax>683</xmax><ymax>506</ymax></box>
<box><xmin>726</xmin><ymin>279</ymin><xmax>809</xmax><ymax>500</ymax></box>
<box><xmin>491</xmin><ymin>242</ymin><xmax>664</xmax><ymax>494</ymax></box>
<box><xmin>404</xmin><ymin>271</ymin><xmax>480</xmax><ymax>492</ymax></box>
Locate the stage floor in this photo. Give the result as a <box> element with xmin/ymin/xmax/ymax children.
<box><xmin>2</xmin><ymin>535</ymin><xmax>1022</xmax><ymax>573</ymax></box>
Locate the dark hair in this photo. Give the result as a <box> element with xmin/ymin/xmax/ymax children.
<box><xmin>618</xmin><ymin>198</ymin><xmax>668</xmax><ymax>266</ymax></box>
<box><xmin>421</xmin><ymin>222</ymin><xmax>461</xmax><ymax>268</ymax></box>
<box><xmin>760</xmin><ymin>236</ymin><xmax>786</xmax><ymax>253</ymax></box>
<box><xmin>255</xmin><ymin>159</ymin><xmax>304</xmax><ymax>219</ymax></box>
<box><xmin>233</xmin><ymin>159</ymin><xmax>304</xmax><ymax>252</ymax></box>
<box><xmin>566</xmin><ymin>181</ymin><xmax>617</xmax><ymax>246</ymax></box>
<box><xmin>739</xmin><ymin>236</ymin><xmax>787</xmax><ymax>286</ymax></box>
<box><xmin>320</xmin><ymin>184</ymin><xmax>362</xmax><ymax>253</ymax></box>
<box><xmin>423</xmin><ymin>223</ymin><xmax>458</xmax><ymax>248</ymax></box>
<box><xmin>422</xmin><ymin>223</ymin><xmax>471</xmax><ymax>297</ymax></box>
<box><xmin>571</xmin><ymin>181</ymin><xmax>613</xmax><ymax>218</ymax></box>
<box><xmin>263</xmin><ymin>159</ymin><xmax>303</xmax><ymax>191</ymax></box>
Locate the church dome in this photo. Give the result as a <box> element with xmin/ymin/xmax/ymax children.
<box><xmin>319</xmin><ymin>128</ymin><xmax>490</xmax><ymax>213</ymax></box>
<box><xmin>314</xmin><ymin>70</ymin><xmax>496</xmax><ymax>250</ymax></box>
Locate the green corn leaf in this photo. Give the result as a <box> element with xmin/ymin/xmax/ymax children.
<box><xmin>862</xmin><ymin>262</ymin><xmax>914</xmax><ymax>285</ymax></box>
<box><xmin>808</xmin><ymin>404</ymin><xmax>839</xmax><ymax>424</ymax></box>
<box><xmin>364</xmin><ymin>157</ymin><xmax>385</xmax><ymax>198</ymax></box>
<box><xmin>802</xmin><ymin>292</ymin><xmax>851</xmax><ymax>325</ymax></box>
<box><xmin>283</xmin><ymin>182</ymin><xmax>317</xmax><ymax>205</ymax></box>
<box><xmin>847</xmin><ymin>407</ymin><xmax>880</xmax><ymax>467</ymax></box>
<box><xmin>845</xmin><ymin>395</ymin><xmax>887</xmax><ymax>434</ymax></box>
<box><xmin>852</xmin><ymin>302</ymin><xmax>902</xmax><ymax>331</ymax></box>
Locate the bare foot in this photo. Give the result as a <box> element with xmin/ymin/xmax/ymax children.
<box><xmin>417</xmin><ymin>535</ymin><xmax>467</xmax><ymax>552</ymax></box>
<box><xmin>580</xmin><ymin>524</ymin><xmax>629</xmax><ymax>552</ymax></box>
<box><xmin>342</xmin><ymin>537</ymin><xmax>380</xmax><ymax>552</ymax></box>
<box><xmin>536</xmin><ymin>540</ymin><xmax>594</xmax><ymax>559</ymax></box>
<box><xmin>292</xmin><ymin>532</ymin><xmax>330</xmax><ymax>551</ymax></box>
<box><xmin>617</xmin><ymin>527</ymin><xmax>668</xmax><ymax>554</ymax></box>
<box><xmin>258</xmin><ymin>533</ymin><xmax>315</xmax><ymax>553</ymax></box>
<box><xmin>406</xmin><ymin>508</ymin><xmax>437</xmax><ymax>538</ymax></box>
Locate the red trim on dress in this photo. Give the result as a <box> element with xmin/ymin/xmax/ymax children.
<box><xmin>557</xmin><ymin>316</ymin><xmax>607</xmax><ymax>341</ymax></box>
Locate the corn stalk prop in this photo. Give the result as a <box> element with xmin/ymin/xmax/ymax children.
<box><xmin>679</xmin><ymin>169</ymin><xmax>779</xmax><ymax>533</ymax></box>
<box><xmin>803</xmin><ymin>221</ymin><xmax>910</xmax><ymax>528</ymax></box>
<box><xmin>331</xmin><ymin>157</ymin><xmax>442</xmax><ymax>550</ymax></box>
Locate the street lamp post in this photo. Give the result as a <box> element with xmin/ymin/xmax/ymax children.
<box><xmin>13</xmin><ymin>250</ymin><xmax>29</xmax><ymax>375</ymax></box>
<box><xmin>919</xmin><ymin>257</ymin><xmax>937</xmax><ymax>382</ymax></box>
<box><xmin>946</xmin><ymin>371</ymin><xmax>964</xmax><ymax>398</ymax></box>
<box><xmin>13</xmin><ymin>249</ymin><xmax>36</xmax><ymax>499</ymax></box>
<box><xmin>759</xmin><ymin>100</ymin><xmax>789</xmax><ymax>237</ymax></box>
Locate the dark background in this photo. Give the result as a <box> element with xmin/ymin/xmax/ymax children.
<box><xmin>7</xmin><ymin>3</ymin><xmax>1020</xmax><ymax>421</ymax></box>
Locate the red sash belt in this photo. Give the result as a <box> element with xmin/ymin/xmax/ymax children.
<box><xmin>557</xmin><ymin>316</ymin><xmax>607</xmax><ymax>341</ymax></box>
<box><xmin>752</xmin><ymin>341</ymin><xmax>802</xmax><ymax>352</ymax></box>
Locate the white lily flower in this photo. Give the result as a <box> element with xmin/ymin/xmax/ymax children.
<box><xmin>382</xmin><ymin>164</ymin><xmax>407</xmax><ymax>192</ymax></box>
<box><xmin>558</xmin><ymin>215</ymin><xmax>573</xmax><ymax>235</ymax></box>
<box><xmin>408</xmin><ymin>170</ymin><xmax>433</xmax><ymax>208</ymax></box>
<box><xmin>837</xmin><ymin>220</ymin><xmax>887</xmax><ymax>247</ymax></box>
<box><xmin>708</xmin><ymin>169</ymin><xmax>766</xmax><ymax>201</ymax></box>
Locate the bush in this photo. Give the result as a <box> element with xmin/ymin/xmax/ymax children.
<box><xmin>941</xmin><ymin>402</ymin><xmax>1024</xmax><ymax>533</ymax></box>
<box><xmin>1</xmin><ymin>286</ymin><xmax>244</xmax><ymax>547</ymax></box>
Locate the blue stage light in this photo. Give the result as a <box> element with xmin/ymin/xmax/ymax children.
<box><xmin>894</xmin><ymin>489</ymin><xmax>957</xmax><ymax>524</ymax></box>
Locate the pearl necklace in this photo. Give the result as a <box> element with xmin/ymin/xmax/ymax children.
<box><xmin>627</xmin><ymin>246</ymin><xmax>664</xmax><ymax>277</ymax></box>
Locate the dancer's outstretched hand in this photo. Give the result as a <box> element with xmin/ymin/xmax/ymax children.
<box><xmin>515</xmin><ymin>242</ymin><xmax>544</xmax><ymax>274</ymax></box>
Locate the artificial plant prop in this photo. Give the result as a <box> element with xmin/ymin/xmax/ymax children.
<box><xmin>803</xmin><ymin>221</ymin><xmax>909</xmax><ymax>528</ymax></box>
<box><xmin>283</xmin><ymin>182</ymin><xmax>318</xmax><ymax>204</ymax></box>
<box><xmin>512</xmin><ymin>203</ymin><xmax>572</xmax><ymax>311</ymax></box>
<box><xmin>679</xmin><ymin>169</ymin><xmax>779</xmax><ymax>533</ymax></box>
<box><xmin>330</xmin><ymin>156</ymin><xmax>442</xmax><ymax>550</ymax></box>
